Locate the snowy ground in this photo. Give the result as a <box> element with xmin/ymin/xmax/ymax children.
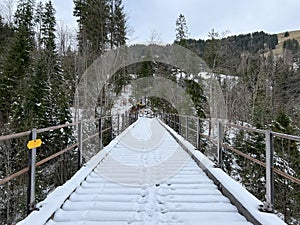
<box><xmin>111</xmin><ymin>85</ymin><xmax>133</xmax><ymax>116</ymax></box>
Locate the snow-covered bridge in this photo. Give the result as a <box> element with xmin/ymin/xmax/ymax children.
<box><xmin>17</xmin><ymin>117</ymin><xmax>285</xmax><ymax>225</ymax></box>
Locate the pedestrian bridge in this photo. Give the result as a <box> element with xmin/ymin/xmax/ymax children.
<box><xmin>17</xmin><ymin>117</ymin><xmax>285</xmax><ymax>225</ymax></box>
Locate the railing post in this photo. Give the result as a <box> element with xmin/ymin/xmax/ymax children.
<box><xmin>77</xmin><ymin>121</ymin><xmax>83</xmax><ymax>170</ymax></box>
<box><xmin>99</xmin><ymin>118</ymin><xmax>103</xmax><ymax>149</ymax></box>
<box><xmin>124</xmin><ymin>112</ymin><xmax>127</xmax><ymax>128</ymax></box>
<box><xmin>217</xmin><ymin>121</ymin><xmax>223</xmax><ymax>168</ymax></box>
<box><xmin>176</xmin><ymin>114</ymin><xmax>178</xmax><ymax>131</ymax></box>
<box><xmin>197</xmin><ymin>117</ymin><xmax>201</xmax><ymax>151</ymax></box>
<box><xmin>186</xmin><ymin>116</ymin><xmax>189</xmax><ymax>140</ymax></box>
<box><xmin>173</xmin><ymin>114</ymin><xmax>176</xmax><ymax>129</ymax></box>
<box><xmin>178</xmin><ymin>115</ymin><xmax>181</xmax><ymax>135</ymax></box>
<box><xmin>117</xmin><ymin>114</ymin><xmax>120</xmax><ymax>135</ymax></box>
<box><xmin>166</xmin><ymin>113</ymin><xmax>169</xmax><ymax>126</ymax></box>
<box><xmin>27</xmin><ymin>128</ymin><xmax>37</xmax><ymax>215</ymax></box>
<box><xmin>110</xmin><ymin>116</ymin><xmax>113</xmax><ymax>139</ymax></box>
<box><xmin>262</xmin><ymin>130</ymin><xmax>274</xmax><ymax>212</ymax></box>
<box><xmin>122</xmin><ymin>113</ymin><xmax>125</xmax><ymax>131</ymax></box>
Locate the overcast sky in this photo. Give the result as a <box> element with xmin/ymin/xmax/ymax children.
<box><xmin>51</xmin><ymin>0</ymin><xmax>300</xmax><ymax>44</ymax></box>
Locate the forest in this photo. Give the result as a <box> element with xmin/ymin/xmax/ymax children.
<box><xmin>0</xmin><ymin>1</ymin><xmax>299</xmax><ymax>224</ymax></box>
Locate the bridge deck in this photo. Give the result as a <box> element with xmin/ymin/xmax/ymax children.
<box><xmin>18</xmin><ymin>118</ymin><xmax>285</xmax><ymax>225</ymax></box>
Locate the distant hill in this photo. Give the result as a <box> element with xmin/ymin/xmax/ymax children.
<box><xmin>273</xmin><ymin>30</ymin><xmax>300</xmax><ymax>55</ymax></box>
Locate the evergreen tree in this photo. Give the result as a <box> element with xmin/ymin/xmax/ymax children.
<box><xmin>40</xmin><ymin>0</ymin><xmax>72</xmax><ymax>144</ymax></box>
<box><xmin>270</xmin><ymin>112</ymin><xmax>300</xmax><ymax>224</ymax></box>
<box><xmin>284</xmin><ymin>31</ymin><xmax>289</xmax><ymax>37</ymax></box>
<box><xmin>283</xmin><ymin>39</ymin><xmax>299</xmax><ymax>55</ymax></box>
<box><xmin>74</xmin><ymin>0</ymin><xmax>110</xmax><ymax>57</ymax></box>
<box><xmin>3</xmin><ymin>0</ymin><xmax>35</xmax><ymax>129</ymax></box>
<box><xmin>175</xmin><ymin>14</ymin><xmax>189</xmax><ymax>44</ymax></box>
<box><xmin>0</xmin><ymin>16</ymin><xmax>14</xmax><ymax>126</ymax></box>
<box><xmin>74</xmin><ymin>0</ymin><xmax>127</xmax><ymax>117</ymax></box>
<box><xmin>113</xmin><ymin>0</ymin><xmax>126</xmax><ymax>47</ymax></box>
<box><xmin>184</xmin><ymin>79</ymin><xmax>206</xmax><ymax>118</ymax></box>
<box><xmin>34</xmin><ymin>1</ymin><xmax>44</xmax><ymax>50</ymax></box>
<box><xmin>273</xmin><ymin>58</ymin><xmax>290</xmax><ymax>114</ymax></box>
<box><xmin>108</xmin><ymin>0</ymin><xmax>126</xmax><ymax>48</ymax></box>
<box><xmin>203</xmin><ymin>29</ymin><xmax>220</xmax><ymax>70</ymax></box>
<box><xmin>60</xmin><ymin>46</ymin><xmax>78</xmax><ymax>106</ymax></box>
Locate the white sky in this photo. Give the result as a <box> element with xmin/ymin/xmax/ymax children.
<box><xmin>50</xmin><ymin>0</ymin><xmax>300</xmax><ymax>44</ymax></box>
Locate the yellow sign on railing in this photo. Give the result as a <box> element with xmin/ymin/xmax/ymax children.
<box><xmin>27</xmin><ymin>139</ymin><xmax>42</xmax><ymax>149</ymax></box>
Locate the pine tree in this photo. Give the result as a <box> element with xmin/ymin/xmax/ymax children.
<box><xmin>60</xmin><ymin>46</ymin><xmax>78</xmax><ymax>106</ymax></box>
<box><xmin>175</xmin><ymin>14</ymin><xmax>189</xmax><ymax>44</ymax></box>
<box><xmin>40</xmin><ymin>0</ymin><xmax>72</xmax><ymax>147</ymax></box>
<box><xmin>74</xmin><ymin>0</ymin><xmax>110</xmax><ymax>57</ymax></box>
<box><xmin>204</xmin><ymin>29</ymin><xmax>220</xmax><ymax>70</ymax></box>
<box><xmin>111</xmin><ymin>0</ymin><xmax>126</xmax><ymax>47</ymax></box>
<box><xmin>34</xmin><ymin>1</ymin><xmax>44</xmax><ymax>50</ymax></box>
<box><xmin>273</xmin><ymin>58</ymin><xmax>290</xmax><ymax>114</ymax></box>
<box><xmin>0</xmin><ymin>16</ymin><xmax>14</xmax><ymax>126</ymax></box>
<box><xmin>3</xmin><ymin>0</ymin><xmax>35</xmax><ymax>129</ymax></box>
<box><xmin>27</xmin><ymin>1</ymin><xmax>51</xmax><ymax>129</ymax></box>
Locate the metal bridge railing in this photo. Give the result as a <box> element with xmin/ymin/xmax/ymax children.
<box><xmin>0</xmin><ymin>111</ymin><xmax>135</xmax><ymax>223</ymax></box>
<box><xmin>161</xmin><ymin>113</ymin><xmax>300</xmax><ymax>218</ymax></box>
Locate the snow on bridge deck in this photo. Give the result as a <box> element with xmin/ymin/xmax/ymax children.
<box><xmin>18</xmin><ymin>118</ymin><xmax>285</xmax><ymax>225</ymax></box>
